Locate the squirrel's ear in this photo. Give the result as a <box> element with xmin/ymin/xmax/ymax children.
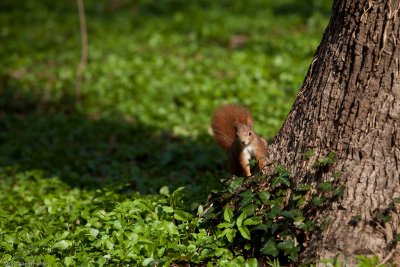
<box><xmin>233</xmin><ymin>121</ymin><xmax>238</xmax><ymax>130</ymax></box>
<box><xmin>247</xmin><ymin>118</ymin><xmax>253</xmax><ymax>127</ymax></box>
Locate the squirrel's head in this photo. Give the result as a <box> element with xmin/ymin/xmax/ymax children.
<box><xmin>234</xmin><ymin>122</ymin><xmax>254</xmax><ymax>146</ymax></box>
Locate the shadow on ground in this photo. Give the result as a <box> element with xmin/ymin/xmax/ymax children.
<box><xmin>0</xmin><ymin>83</ymin><xmax>226</xmax><ymax>200</ymax></box>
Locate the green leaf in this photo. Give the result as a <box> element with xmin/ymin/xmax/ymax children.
<box><xmin>224</xmin><ymin>207</ymin><xmax>234</xmax><ymax>223</ymax></box>
<box><xmin>293</xmin><ymin>216</ymin><xmax>305</xmax><ymax>227</ymax></box>
<box><xmin>187</xmin><ymin>244</ymin><xmax>196</xmax><ymax>253</ymax></box>
<box><xmin>160</xmin><ymin>221</ymin><xmax>179</xmax><ymax>235</ymax></box>
<box><xmin>244</xmin><ymin>217</ymin><xmax>261</xmax><ymax>226</ymax></box>
<box><xmin>229</xmin><ymin>256</ymin><xmax>246</xmax><ymax>266</ymax></box>
<box><xmin>162</xmin><ymin>206</ymin><xmax>174</xmax><ymax>213</ymax></box>
<box><xmin>261</xmin><ymin>238</ymin><xmax>278</xmax><ymax>257</ymax></box>
<box><xmin>277</xmin><ymin>239</ymin><xmax>294</xmax><ymax>251</ymax></box>
<box><xmin>271</xmin><ymin>223</ymin><xmax>280</xmax><ymax>234</ymax></box>
<box><xmin>220</xmin><ymin>228</ymin><xmax>236</xmax><ymax>242</ymax></box>
<box><xmin>241</xmin><ymin>204</ymin><xmax>257</xmax><ymax>217</ymax></box>
<box><xmin>142</xmin><ymin>258</ymin><xmax>154</xmax><ymax>266</ymax></box>
<box><xmin>113</xmin><ymin>220</ymin><xmax>122</xmax><ymax>229</ymax></box>
<box><xmin>0</xmin><ymin>254</ymin><xmax>12</xmax><ymax>262</ymax></box>
<box><xmin>296</xmin><ymin>183</ymin><xmax>311</xmax><ymax>191</ymax></box>
<box><xmin>157</xmin><ymin>247</ymin><xmax>166</xmax><ymax>257</ymax></box>
<box><xmin>277</xmin><ymin>239</ymin><xmax>298</xmax><ymax>260</ymax></box>
<box><xmin>271</xmin><ymin>173</ymin><xmax>290</xmax><ymax>188</ymax></box>
<box><xmin>226</xmin><ymin>230</ymin><xmax>236</xmax><ymax>243</ymax></box>
<box><xmin>201</xmin><ymin>249</ymin><xmax>212</xmax><ymax>258</ymax></box>
<box><xmin>236</xmin><ymin>212</ymin><xmax>247</xmax><ymax>227</ymax></box>
<box><xmin>197</xmin><ymin>205</ymin><xmax>204</xmax><ymax>216</ymax></box>
<box><xmin>159</xmin><ymin>186</ymin><xmax>169</xmax><ymax>195</ymax></box>
<box><xmin>280</xmin><ymin>209</ymin><xmax>299</xmax><ymax>219</ymax></box>
<box><xmin>217</xmin><ymin>222</ymin><xmax>234</xmax><ymax>229</ymax></box>
<box><xmin>245</xmin><ymin>258</ymin><xmax>258</xmax><ymax>267</ymax></box>
<box><xmin>238</xmin><ymin>226</ymin><xmax>251</xmax><ymax>240</ymax></box>
<box><xmin>319</xmin><ymin>182</ymin><xmax>333</xmax><ymax>192</ymax></box>
<box><xmin>240</xmin><ymin>191</ymin><xmax>254</xmax><ymax>208</ymax></box>
<box><xmin>303</xmin><ymin>149</ymin><xmax>315</xmax><ymax>158</ymax></box>
<box><xmin>89</xmin><ymin>228</ymin><xmax>100</xmax><ymax>239</ymax></box>
<box><xmin>355</xmin><ymin>255</ymin><xmax>380</xmax><ymax>265</ymax></box>
<box><xmin>314</xmin><ymin>151</ymin><xmax>336</xmax><ymax>167</ymax></box>
<box><xmin>258</xmin><ymin>191</ymin><xmax>270</xmax><ymax>204</ymax></box>
<box><xmin>333</xmin><ymin>185</ymin><xmax>345</xmax><ymax>197</ymax></box>
<box><xmin>97</xmin><ymin>256</ymin><xmax>108</xmax><ymax>265</ymax></box>
<box><xmin>53</xmin><ymin>240</ymin><xmax>73</xmax><ymax>250</ymax></box>
<box><xmin>64</xmin><ymin>256</ymin><xmax>75</xmax><ymax>266</ymax></box>
<box><xmin>395</xmin><ymin>234</ymin><xmax>400</xmax><ymax>241</ymax></box>
<box><xmin>268</xmin><ymin>205</ymin><xmax>281</xmax><ymax>218</ymax></box>
<box><xmin>174</xmin><ymin>210</ymin><xmax>192</xmax><ymax>221</ymax></box>
<box><xmin>229</xmin><ymin>177</ymin><xmax>244</xmax><ymax>192</ymax></box>
<box><xmin>312</xmin><ymin>196</ymin><xmax>324</xmax><ymax>206</ymax></box>
<box><xmin>104</xmin><ymin>239</ymin><xmax>114</xmax><ymax>250</ymax></box>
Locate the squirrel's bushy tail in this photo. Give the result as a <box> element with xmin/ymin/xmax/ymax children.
<box><xmin>211</xmin><ymin>104</ymin><xmax>253</xmax><ymax>150</ymax></box>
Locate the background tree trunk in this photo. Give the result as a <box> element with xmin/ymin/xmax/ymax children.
<box><xmin>266</xmin><ymin>0</ymin><xmax>400</xmax><ymax>264</ymax></box>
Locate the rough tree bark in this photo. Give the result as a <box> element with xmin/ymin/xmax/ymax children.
<box><xmin>266</xmin><ymin>0</ymin><xmax>400</xmax><ymax>264</ymax></box>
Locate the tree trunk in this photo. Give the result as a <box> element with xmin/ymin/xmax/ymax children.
<box><xmin>266</xmin><ymin>0</ymin><xmax>400</xmax><ymax>264</ymax></box>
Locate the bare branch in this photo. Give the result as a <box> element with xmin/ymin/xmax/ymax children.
<box><xmin>75</xmin><ymin>0</ymin><xmax>88</xmax><ymax>102</ymax></box>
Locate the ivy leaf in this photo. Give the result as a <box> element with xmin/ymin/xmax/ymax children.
<box><xmin>395</xmin><ymin>234</ymin><xmax>400</xmax><ymax>241</ymax></box>
<box><xmin>333</xmin><ymin>185</ymin><xmax>345</xmax><ymax>197</ymax></box>
<box><xmin>277</xmin><ymin>239</ymin><xmax>298</xmax><ymax>260</ymax></box>
<box><xmin>261</xmin><ymin>238</ymin><xmax>278</xmax><ymax>257</ymax></box>
<box><xmin>229</xmin><ymin>177</ymin><xmax>244</xmax><ymax>192</ymax></box>
<box><xmin>240</xmin><ymin>191</ymin><xmax>254</xmax><ymax>208</ymax></box>
<box><xmin>268</xmin><ymin>205</ymin><xmax>281</xmax><ymax>218</ymax></box>
<box><xmin>258</xmin><ymin>191</ymin><xmax>270</xmax><ymax>204</ymax></box>
<box><xmin>303</xmin><ymin>149</ymin><xmax>315</xmax><ymax>158</ymax></box>
<box><xmin>312</xmin><ymin>196</ymin><xmax>324</xmax><ymax>206</ymax></box>
<box><xmin>280</xmin><ymin>209</ymin><xmax>298</xmax><ymax>219</ymax></box>
<box><xmin>277</xmin><ymin>239</ymin><xmax>294</xmax><ymax>251</ymax></box>
<box><xmin>296</xmin><ymin>183</ymin><xmax>311</xmax><ymax>192</ymax></box>
<box><xmin>319</xmin><ymin>182</ymin><xmax>333</xmax><ymax>192</ymax></box>
<box><xmin>293</xmin><ymin>216</ymin><xmax>305</xmax><ymax>227</ymax></box>
<box><xmin>314</xmin><ymin>152</ymin><xmax>336</xmax><ymax>167</ymax></box>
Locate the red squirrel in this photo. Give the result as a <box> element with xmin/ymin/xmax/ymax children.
<box><xmin>211</xmin><ymin>104</ymin><xmax>267</xmax><ymax>177</ymax></box>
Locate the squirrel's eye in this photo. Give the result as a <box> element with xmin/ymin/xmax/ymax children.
<box><xmin>248</xmin><ymin>132</ymin><xmax>252</xmax><ymax>136</ymax></box>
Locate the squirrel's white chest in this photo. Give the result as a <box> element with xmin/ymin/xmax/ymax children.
<box><xmin>243</xmin><ymin>146</ymin><xmax>254</xmax><ymax>161</ymax></box>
